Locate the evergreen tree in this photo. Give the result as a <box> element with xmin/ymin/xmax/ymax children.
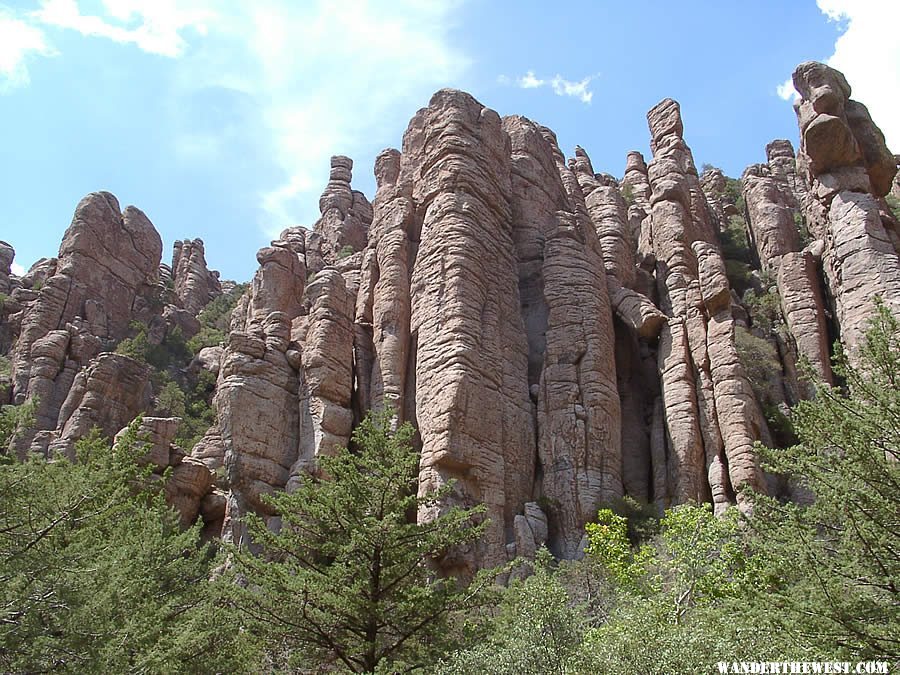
<box><xmin>0</xmin><ymin>422</ymin><xmax>255</xmax><ymax>672</ymax></box>
<box><xmin>226</xmin><ymin>409</ymin><xmax>494</xmax><ymax>673</ymax></box>
<box><xmin>749</xmin><ymin>299</ymin><xmax>900</xmax><ymax>659</ymax></box>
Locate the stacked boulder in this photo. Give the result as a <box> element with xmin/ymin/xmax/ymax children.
<box><xmin>791</xmin><ymin>61</ymin><xmax>900</xmax><ymax>357</ymax></box>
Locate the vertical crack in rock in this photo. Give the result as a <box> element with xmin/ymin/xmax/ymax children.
<box><xmin>504</xmin><ymin>116</ymin><xmax>622</xmax><ymax>559</ymax></box>
<box><xmin>646</xmin><ymin>98</ymin><xmax>764</xmax><ymax>512</ymax></box>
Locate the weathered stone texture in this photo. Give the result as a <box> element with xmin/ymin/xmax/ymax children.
<box><xmin>793</xmin><ymin>61</ymin><xmax>900</xmax><ymax>356</ymax></box>
<box><xmin>8</xmin><ymin>193</ymin><xmax>162</xmax><ymax>453</ymax></box>
<box><xmin>646</xmin><ymin>98</ymin><xmax>764</xmax><ymax>512</ymax></box>
<box><xmin>311</xmin><ymin>156</ymin><xmax>374</xmax><ymax>271</ymax></box>
<box><xmin>47</xmin><ymin>352</ymin><xmax>152</xmax><ymax>459</ymax></box>
<box><xmin>404</xmin><ymin>90</ymin><xmax>534</xmax><ymax>573</ymax></box>
<box><xmin>172</xmin><ymin>238</ymin><xmax>222</xmax><ymax>315</ymax></box>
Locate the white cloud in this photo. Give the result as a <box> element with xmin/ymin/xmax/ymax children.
<box><xmin>508</xmin><ymin>70</ymin><xmax>597</xmax><ymax>104</ymax></box>
<box><xmin>33</xmin><ymin>0</ymin><xmax>213</xmax><ymax>58</ymax></box>
<box><xmin>11</xmin><ymin>262</ymin><xmax>25</xmax><ymax>276</ymax></box>
<box><xmin>6</xmin><ymin>0</ymin><xmax>469</xmax><ymax>234</ymax></box>
<box><xmin>171</xmin><ymin>0</ymin><xmax>469</xmax><ymax>231</ymax></box>
<box><xmin>793</xmin><ymin>0</ymin><xmax>900</xmax><ymax>150</ymax></box>
<box><xmin>517</xmin><ymin>71</ymin><xmax>544</xmax><ymax>89</ymax></box>
<box><xmin>0</xmin><ymin>9</ymin><xmax>54</xmax><ymax>91</ymax></box>
<box><xmin>550</xmin><ymin>74</ymin><xmax>594</xmax><ymax>104</ymax></box>
<box><xmin>776</xmin><ymin>76</ymin><xmax>797</xmax><ymax>101</ymax></box>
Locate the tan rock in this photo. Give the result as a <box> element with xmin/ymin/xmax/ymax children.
<box><xmin>794</xmin><ymin>61</ymin><xmax>900</xmax><ymax>358</ymax></box>
<box><xmin>311</xmin><ymin>156</ymin><xmax>373</xmax><ymax>270</ymax></box>
<box><xmin>404</xmin><ymin>90</ymin><xmax>534</xmax><ymax>573</ymax></box>
<box><xmin>47</xmin><ymin>352</ymin><xmax>152</xmax><ymax>459</ymax></box>
<box><xmin>172</xmin><ymin>238</ymin><xmax>222</xmax><ymax>315</ymax></box>
<box><xmin>505</xmin><ymin>116</ymin><xmax>622</xmax><ymax>558</ymax></box>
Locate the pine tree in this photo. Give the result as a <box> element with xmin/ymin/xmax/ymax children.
<box><xmin>750</xmin><ymin>299</ymin><xmax>900</xmax><ymax>659</ymax></box>
<box><xmin>0</xmin><ymin>421</ymin><xmax>254</xmax><ymax>672</ymax></box>
<box><xmin>226</xmin><ymin>409</ymin><xmax>494</xmax><ymax>672</ymax></box>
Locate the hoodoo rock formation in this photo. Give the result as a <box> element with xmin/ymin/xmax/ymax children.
<box><xmin>791</xmin><ymin>61</ymin><xmax>900</xmax><ymax>357</ymax></box>
<box><xmin>171</xmin><ymin>238</ymin><xmax>222</xmax><ymax>316</ymax></box>
<box><xmin>2</xmin><ymin>60</ymin><xmax>897</xmax><ymax>575</ymax></box>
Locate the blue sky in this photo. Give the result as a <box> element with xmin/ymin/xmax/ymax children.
<box><xmin>1</xmin><ymin>0</ymin><xmax>898</xmax><ymax>282</ymax></box>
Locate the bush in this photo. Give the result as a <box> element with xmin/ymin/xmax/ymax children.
<box><xmin>886</xmin><ymin>194</ymin><xmax>900</xmax><ymax>222</ymax></box>
<box><xmin>722</xmin><ymin>177</ymin><xmax>745</xmax><ymax>214</ymax></box>
<box><xmin>734</xmin><ymin>326</ymin><xmax>782</xmax><ymax>404</ymax></box>
<box><xmin>742</xmin><ymin>287</ymin><xmax>782</xmax><ymax>334</ymax></box>
<box><xmin>750</xmin><ymin>301</ymin><xmax>900</xmax><ymax>659</ymax></box>
<box><xmin>0</xmin><ymin>424</ymin><xmax>257</xmax><ymax>672</ymax></box>
<box><xmin>186</xmin><ymin>283</ymin><xmax>247</xmax><ymax>354</ymax></box>
<box><xmin>720</xmin><ymin>215</ymin><xmax>752</xmax><ymax>264</ymax></box>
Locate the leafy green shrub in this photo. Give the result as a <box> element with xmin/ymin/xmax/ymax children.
<box><xmin>155</xmin><ymin>381</ymin><xmax>186</xmax><ymax>419</ymax></box>
<box><xmin>439</xmin><ymin>549</ymin><xmax>586</xmax><ymax>675</ymax></box>
<box><xmin>0</xmin><ymin>424</ymin><xmax>256</xmax><ymax>672</ymax></box>
<box><xmin>621</xmin><ymin>183</ymin><xmax>635</xmax><ymax>207</ymax></box>
<box><xmin>885</xmin><ymin>194</ymin><xmax>900</xmax><ymax>221</ymax></box>
<box><xmin>115</xmin><ymin>321</ymin><xmax>153</xmax><ymax>363</ymax></box>
<box><xmin>116</xmin><ymin>322</ymin><xmax>190</xmax><ymax>371</ymax></box>
<box><xmin>0</xmin><ymin>399</ymin><xmax>36</xmax><ymax>450</ymax></box>
<box><xmin>186</xmin><ymin>283</ymin><xmax>247</xmax><ymax>354</ymax></box>
<box><xmin>793</xmin><ymin>210</ymin><xmax>811</xmax><ymax>247</ymax></box>
<box><xmin>734</xmin><ymin>326</ymin><xmax>782</xmax><ymax>404</ymax></box>
<box><xmin>724</xmin><ymin>260</ymin><xmax>753</xmax><ymax>295</ymax></box>
<box><xmin>336</xmin><ymin>244</ymin><xmax>355</xmax><ymax>260</ymax></box>
<box><xmin>720</xmin><ymin>215</ymin><xmax>752</xmax><ymax>263</ymax></box>
<box><xmin>185</xmin><ymin>326</ymin><xmax>225</xmax><ymax>354</ymax></box>
<box><xmin>742</xmin><ymin>287</ymin><xmax>782</xmax><ymax>334</ymax></box>
<box><xmin>751</xmin><ymin>301</ymin><xmax>900</xmax><ymax>658</ymax></box>
<box><xmin>722</xmin><ymin>176</ymin><xmax>745</xmax><ymax>213</ymax></box>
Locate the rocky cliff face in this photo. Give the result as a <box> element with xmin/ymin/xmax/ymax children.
<box><xmin>1</xmin><ymin>191</ymin><xmax>226</xmax><ymax>531</ymax></box>
<box><xmin>1</xmin><ymin>60</ymin><xmax>897</xmax><ymax>574</ymax></box>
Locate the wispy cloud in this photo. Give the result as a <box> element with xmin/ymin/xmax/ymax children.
<box><xmin>32</xmin><ymin>0</ymin><xmax>213</xmax><ymax>58</ymax></box>
<box><xmin>11</xmin><ymin>262</ymin><xmax>25</xmax><ymax>276</ymax></box>
<box><xmin>4</xmin><ymin>0</ymin><xmax>470</xmax><ymax>236</ymax></box>
<box><xmin>504</xmin><ymin>69</ymin><xmax>598</xmax><ymax>104</ymax></box>
<box><xmin>0</xmin><ymin>9</ymin><xmax>54</xmax><ymax>91</ymax></box>
<box><xmin>776</xmin><ymin>76</ymin><xmax>797</xmax><ymax>101</ymax></box>
<box><xmin>517</xmin><ymin>70</ymin><xmax>544</xmax><ymax>89</ymax></box>
<box><xmin>172</xmin><ymin>1</ymin><xmax>470</xmax><ymax>232</ymax></box>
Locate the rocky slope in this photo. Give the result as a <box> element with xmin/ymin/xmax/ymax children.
<box><xmin>1</xmin><ymin>60</ymin><xmax>897</xmax><ymax>573</ymax></box>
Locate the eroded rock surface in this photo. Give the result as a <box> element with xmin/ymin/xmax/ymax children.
<box><xmin>9</xmin><ymin>193</ymin><xmax>162</xmax><ymax>454</ymax></box>
<box><xmin>7</xmin><ymin>69</ymin><xmax>899</xmax><ymax>574</ymax></box>
<box><xmin>793</xmin><ymin>61</ymin><xmax>900</xmax><ymax>356</ymax></box>
<box><xmin>172</xmin><ymin>239</ymin><xmax>222</xmax><ymax>315</ymax></box>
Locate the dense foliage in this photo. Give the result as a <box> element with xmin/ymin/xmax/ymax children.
<box><xmin>1</xmin><ymin>304</ymin><xmax>897</xmax><ymax>672</ymax></box>
<box><xmin>0</xmin><ymin>422</ymin><xmax>254</xmax><ymax>672</ymax></box>
<box><xmin>224</xmin><ymin>409</ymin><xmax>496</xmax><ymax>673</ymax></box>
<box><xmin>443</xmin><ymin>303</ymin><xmax>900</xmax><ymax>672</ymax></box>
<box><xmin>187</xmin><ymin>282</ymin><xmax>248</xmax><ymax>353</ymax></box>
